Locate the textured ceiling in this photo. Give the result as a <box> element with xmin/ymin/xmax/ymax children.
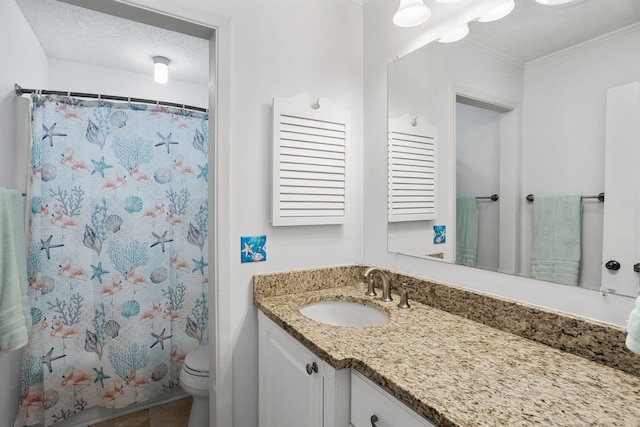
<box><xmin>465</xmin><ymin>0</ymin><xmax>640</xmax><ymax>65</ymax></box>
<box><xmin>15</xmin><ymin>0</ymin><xmax>210</xmax><ymax>86</ymax></box>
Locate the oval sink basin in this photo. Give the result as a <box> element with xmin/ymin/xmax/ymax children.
<box><xmin>300</xmin><ymin>301</ymin><xmax>388</xmax><ymax>327</ymax></box>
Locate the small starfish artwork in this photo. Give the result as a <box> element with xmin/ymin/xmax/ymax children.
<box><xmin>240</xmin><ymin>235</ymin><xmax>267</xmax><ymax>263</ymax></box>
<box><xmin>150</xmin><ymin>328</ymin><xmax>172</xmax><ymax>350</ymax></box>
<box><xmin>42</xmin><ymin>123</ymin><xmax>67</xmax><ymax>147</ymax></box>
<box><xmin>90</xmin><ymin>262</ymin><xmax>110</xmax><ymax>284</ymax></box>
<box><xmin>192</xmin><ymin>256</ymin><xmax>208</xmax><ymax>275</ymax></box>
<box><xmin>42</xmin><ymin>347</ymin><xmax>66</xmax><ymax>373</ymax></box>
<box><xmin>92</xmin><ymin>366</ymin><xmax>111</xmax><ymax>388</ymax></box>
<box><xmin>90</xmin><ymin>156</ymin><xmax>113</xmax><ymax>178</ymax></box>
<box><xmin>155</xmin><ymin>132</ymin><xmax>179</xmax><ymax>154</ymax></box>
<box><xmin>150</xmin><ymin>230</ymin><xmax>173</xmax><ymax>253</ymax></box>
<box><xmin>197</xmin><ymin>163</ymin><xmax>208</xmax><ymax>182</ymax></box>
<box><xmin>40</xmin><ymin>235</ymin><xmax>64</xmax><ymax>260</ymax></box>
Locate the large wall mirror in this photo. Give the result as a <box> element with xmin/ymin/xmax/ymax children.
<box><xmin>388</xmin><ymin>0</ymin><xmax>640</xmax><ymax>297</ymax></box>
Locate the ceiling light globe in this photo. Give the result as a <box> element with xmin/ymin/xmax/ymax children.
<box><xmin>153</xmin><ymin>56</ymin><xmax>170</xmax><ymax>84</ymax></box>
<box><xmin>438</xmin><ymin>24</ymin><xmax>470</xmax><ymax>43</ymax></box>
<box><xmin>393</xmin><ymin>0</ymin><xmax>432</xmax><ymax>28</ymax></box>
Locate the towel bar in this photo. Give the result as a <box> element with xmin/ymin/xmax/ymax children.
<box><xmin>476</xmin><ymin>194</ymin><xmax>499</xmax><ymax>201</ymax></box>
<box><xmin>526</xmin><ymin>192</ymin><xmax>604</xmax><ymax>203</ymax></box>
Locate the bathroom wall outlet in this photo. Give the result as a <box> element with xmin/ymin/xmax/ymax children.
<box><xmin>241</xmin><ymin>235</ymin><xmax>267</xmax><ymax>263</ymax></box>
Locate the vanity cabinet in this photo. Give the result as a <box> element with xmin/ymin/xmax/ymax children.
<box><xmin>258</xmin><ymin>311</ymin><xmax>350</xmax><ymax>427</ymax></box>
<box><xmin>350</xmin><ymin>371</ymin><xmax>434</xmax><ymax>427</ymax></box>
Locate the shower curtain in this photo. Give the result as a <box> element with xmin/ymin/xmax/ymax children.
<box><xmin>15</xmin><ymin>94</ymin><xmax>209</xmax><ymax>426</ymax></box>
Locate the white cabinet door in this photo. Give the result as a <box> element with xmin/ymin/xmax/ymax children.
<box><xmin>259</xmin><ymin>312</ymin><xmax>323</xmax><ymax>427</ymax></box>
<box><xmin>351</xmin><ymin>371</ymin><xmax>433</xmax><ymax>427</ymax></box>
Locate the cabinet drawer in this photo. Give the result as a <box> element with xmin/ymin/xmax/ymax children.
<box><xmin>350</xmin><ymin>371</ymin><xmax>433</xmax><ymax>427</ymax></box>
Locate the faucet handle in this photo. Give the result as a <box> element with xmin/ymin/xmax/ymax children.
<box><xmin>397</xmin><ymin>283</ymin><xmax>416</xmax><ymax>309</ymax></box>
<box><xmin>365</xmin><ymin>276</ymin><xmax>376</xmax><ymax>297</ymax></box>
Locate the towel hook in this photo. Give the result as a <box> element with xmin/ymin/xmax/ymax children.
<box><xmin>311</xmin><ymin>98</ymin><xmax>321</xmax><ymax>110</ymax></box>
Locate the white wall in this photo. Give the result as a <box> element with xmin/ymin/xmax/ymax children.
<box><xmin>363</xmin><ymin>0</ymin><xmax>636</xmax><ymax>326</ymax></box>
<box><xmin>212</xmin><ymin>3</ymin><xmax>364</xmax><ymax>426</ymax></box>
<box><xmin>0</xmin><ymin>0</ymin><xmax>48</xmax><ymax>421</ymax></box>
<box><xmin>48</xmin><ymin>58</ymin><xmax>208</xmax><ymax>108</ymax></box>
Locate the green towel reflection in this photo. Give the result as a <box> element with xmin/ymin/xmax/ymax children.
<box><xmin>456</xmin><ymin>196</ymin><xmax>478</xmax><ymax>267</ymax></box>
<box><xmin>531</xmin><ymin>195</ymin><xmax>581</xmax><ymax>286</ymax></box>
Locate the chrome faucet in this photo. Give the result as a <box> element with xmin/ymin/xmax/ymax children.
<box><xmin>363</xmin><ymin>267</ymin><xmax>392</xmax><ymax>302</ymax></box>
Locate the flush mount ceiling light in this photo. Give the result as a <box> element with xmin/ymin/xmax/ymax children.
<box><xmin>153</xmin><ymin>56</ymin><xmax>170</xmax><ymax>84</ymax></box>
<box><xmin>393</xmin><ymin>0</ymin><xmax>431</xmax><ymax>28</ymax></box>
<box><xmin>438</xmin><ymin>24</ymin><xmax>469</xmax><ymax>43</ymax></box>
<box><xmin>476</xmin><ymin>0</ymin><xmax>515</xmax><ymax>22</ymax></box>
<box><xmin>435</xmin><ymin>0</ymin><xmax>463</xmax><ymax>3</ymax></box>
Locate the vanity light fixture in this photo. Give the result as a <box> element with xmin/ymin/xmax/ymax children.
<box><xmin>153</xmin><ymin>56</ymin><xmax>170</xmax><ymax>84</ymax></box>
<box><xmin>438</xmin><ymin>23</ymin><xmax>469</xmax><ymax>43</ymax></box>
<box><xmin>393</xmin><ymin>0</ymin><xmax>431</xmax><ymax>28</ymax></box>
<box><xmin>476</xmin><ymin>0</ymin><xmax>515</xmax><ymax>22</ymax></box>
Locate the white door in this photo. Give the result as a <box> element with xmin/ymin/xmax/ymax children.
<box><xmin>602</xmin><ymin>81</ymin><xmax>640</xmax><ymax>297</ymax></box>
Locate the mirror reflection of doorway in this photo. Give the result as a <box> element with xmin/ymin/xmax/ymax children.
<box><xmin>455</xmin><ymin>95</ymin><xmax>515</xmax><ymax>273</ymax></box>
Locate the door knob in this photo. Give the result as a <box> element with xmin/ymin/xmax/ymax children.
<box><xmin>605</xmin><ymin>260</ymin><xmax>621</xmax><ymax>271</ymax></box>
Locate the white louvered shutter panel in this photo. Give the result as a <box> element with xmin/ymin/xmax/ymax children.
<box><xmin>272</xmin><ymin>94</ymin><xmax>350</xmax><ymax>226</ymax></box>
<box><xmin>388</xmin><ymin>115</ymin><xmax>437</xmax><ymax>222</ymax></box>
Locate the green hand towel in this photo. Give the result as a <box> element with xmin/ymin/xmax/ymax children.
<box><xmin>456</xmin><ymin>196</ymin><xmax>478</xmax><ymax>267</ymax></box>
<box><xmin>0</xmin><ymin>188</ymin><xmax>31</xmax><ymax>350</ymax></box>
<box><xmin>531</xmin><ymin>195</ymin><xmax>581</xmax><ymax>286</ymax></box>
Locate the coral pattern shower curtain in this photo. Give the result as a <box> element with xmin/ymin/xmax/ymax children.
<box><xmin>15</xmin><ymin>95</ymin><xmax>209</xmax><ymax>426</ymax></box>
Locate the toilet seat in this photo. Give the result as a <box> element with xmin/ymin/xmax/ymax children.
<box><xmin>183</xmin><ymin>365</ymin><xmax>209</xmax><ymax>377</ymax></box>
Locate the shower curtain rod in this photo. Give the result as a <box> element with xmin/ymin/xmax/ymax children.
<box><xmin>14</xmin><ymin>84</ymin><xmax>208</xmax><ymax>113</ymax></box>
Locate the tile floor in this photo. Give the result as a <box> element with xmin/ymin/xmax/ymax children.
<box><xmin>90</xmin><ymin>397</ymin><xmax>192</xmax><ymax>427</ymax></box>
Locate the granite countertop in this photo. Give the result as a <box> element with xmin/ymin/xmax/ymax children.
<box><xmin>255</xmin><ymin>285</ymin><xmax>640</xmax><ymax>427</ymax></box>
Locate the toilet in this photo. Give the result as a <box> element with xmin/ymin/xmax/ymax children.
<box><xmin>180</xmin><ymin>346</ymin><xmax>210</xmax><ymax>427</ymax></box>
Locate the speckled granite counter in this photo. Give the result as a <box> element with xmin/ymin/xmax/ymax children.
<box><xmin>254</xmin><ymin>266</ymin><xmax>640</xmax><ymax>427</ymax></box>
